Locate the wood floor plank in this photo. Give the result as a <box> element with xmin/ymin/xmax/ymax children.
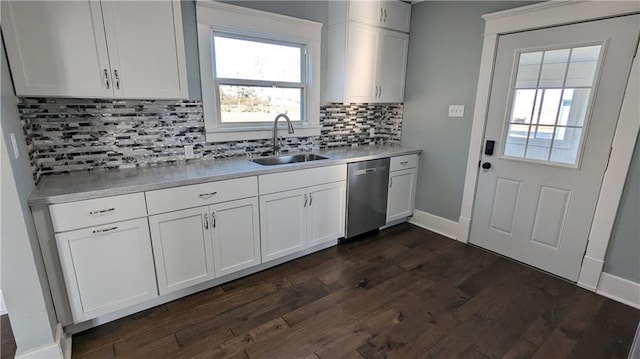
<box><xmin>65</xmin><ymin>224</ymin><xmax>639</xmax><ymax>359</ymax></box>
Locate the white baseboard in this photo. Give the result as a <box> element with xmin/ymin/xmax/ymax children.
<box><xmin>15</xmin><ymin>342</ymin><xmax>62</xmax><ymax>359</ymax></box>
<box><xmin>596</xmin><ymin>272</ymin><xmax>640</xmax><ymax>310</ymax></box>
<box><xmin>577</xmin><ymin>255</ymin><xmax>604</xmax><ymax>292</ymax></box>
<box><xmin>0</xmin><ymin>289</ymin><xmax>6</xmax><ymax>315</ymax></box>
<box><xmin>409</xmin><ymin>209</ymin><xmax>460</xmax><ymax>241</ymax></box>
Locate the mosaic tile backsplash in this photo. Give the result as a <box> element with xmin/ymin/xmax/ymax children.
<box><xmin>19</xmin><ymin>98</ymin><xmax>403</xmax><ymax>183</ymax></box>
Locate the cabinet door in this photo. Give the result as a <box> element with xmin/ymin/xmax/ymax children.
<box><xmin>2</xmin><ymin>1</ymin><xmax>113</xmax><ymax>98</ymax></box>
<box><xmin>56</xmin><ymin>218</ymin><xmax>157</xmax><ymax>322</ymax></box>
<box><xmin>386</xmin><ymin>168</ymin><xmax>417</xmax><ymax>223</ymax></box>
<box><xmin>377</xmin><ymin>29</ymin><xmax>409</xmax><ymax>103</ymax></box>
<box><xmin>345</xmin><ymin>22</ymin><xmax>379</xmax><ymax>102</ymax></box>
<box><xmin>308</xmin><ymin>182</ymin><xmax>346</xmax><ymax>246</ymax></box>
<box><xmin>101</xmin><ymin>1</ymin><xmax>188</xmax><ymax>99</ymax></box>
<box><xmin>380</xmin><ymin>1</ymin><xmax>412</xmax><ymax>33</ymax></box>
<box><xmin>149</xmin><ymin>207</ymin><xmax>215</xmax><ymax>295</ymax></box>
<box><xmin>349</xmin><ymin>1</ymin><xmax>384</xmax><ymax>26</ymax></box>
<box><xmin>260</xmin><ymin>189</ymin><xmax>308</xmax><ymax>262</ymax></box>
<box><xmin>210</xmin><ymin>198</ymin><xmax>261</xmax><ymax>277</ymax></box>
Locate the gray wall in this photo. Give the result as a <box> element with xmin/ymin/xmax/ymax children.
<box><xmin>1</xmin><ymin>42</ymin><xmax>58</xmax><ymax>354</ymax></box>
<box><xmin>604</xmin><ymin>135</ymin><xmax>640</xmax><ymax>283</ymax></box>
<box><xmin>402</xmin><ymin>1</ymin><xmax>538</xmax><ymax>221</ymax></box>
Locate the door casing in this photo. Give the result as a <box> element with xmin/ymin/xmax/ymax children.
<box><xmin>459</xmin><ymin>1</ymin><xmax>640</xmax><ymax>291</ymax></box>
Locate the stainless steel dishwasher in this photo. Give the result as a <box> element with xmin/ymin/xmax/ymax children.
<box><xmin>345</xmin><ymin>158</ymin><xmax>390</xmax><ymax>239</ymax></box>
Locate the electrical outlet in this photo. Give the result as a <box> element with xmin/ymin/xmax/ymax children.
<box><xmin>369</xmin><ymin>128</ymin><xmax>375</xmax><ymax>137</ymax></box>
<box><xmin>184</xmin><ymin>145</ymin><xmax>195</xmax><ymax>159</ymax></box>
<box><xmin>10</xmin><ymin>133</ymin><xmax>20</xmax><ymax>159</ymax></box>
<box><xmin>448</xmin><ymin>105</ymin><xmax>465</xmax><ymax>118</ymax></box>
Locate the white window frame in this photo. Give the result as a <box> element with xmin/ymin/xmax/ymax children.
<box><xmin>196</xmin><ymin>1</ymin><xmax>322</xmax><ymax>142</ymax></box>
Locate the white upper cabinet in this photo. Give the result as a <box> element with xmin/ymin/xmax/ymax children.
<box><xmin>349</xmin><ymin>1</ymin><xmax>411</xmax><ymax>33</ymax></box>
<box><xmin>328</xmin><ymin>1</ymin><xmax>411</xmax><ymax>103</ymax></box>
<box><xmin>1</xmin><ymin>1</ymin><xmax>113</xmax><ymax>98</ymax></box>
<box><xmin>2</xmin><ymin>0</ymin><xmax>188</xmax><ymax>99</ymax></box>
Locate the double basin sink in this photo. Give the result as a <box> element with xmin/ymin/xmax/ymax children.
<box><xmin>251</xmin><ymin>153</ymin><xmax>328</xmax><ymax>166</ymax></box>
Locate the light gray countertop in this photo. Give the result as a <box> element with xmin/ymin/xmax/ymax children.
<box><xmin>28</xmin><ymin>145</ymin><xmax>421</xmax><ymax>206</ymax></box>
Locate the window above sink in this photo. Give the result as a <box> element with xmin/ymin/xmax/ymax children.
<box><xmin>196</xmin><ymin>2</ymin><xmax>322</xmax><ymax>142</ymax></box>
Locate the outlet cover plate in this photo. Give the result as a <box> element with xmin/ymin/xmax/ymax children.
<box><xmin>448</xmin><ymin>105</ymin><xmax>465</xmax><ymax>118</ymax></box>
<box><xmin>184</xmin><ymin>145</ymin><xmax>195</xmax><ymax>159</ymax></box>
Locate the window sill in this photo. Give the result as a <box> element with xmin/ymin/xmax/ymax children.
<box><xmin>205</xmin><ymin>125</ymin><xmax>321</xmax><ymax>142</ymax></box>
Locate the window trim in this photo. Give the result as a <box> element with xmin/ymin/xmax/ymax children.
<box><xmin>196</xmin><ymin>1</ymin><xmax>322</xmax><ymax>142</ymax></box>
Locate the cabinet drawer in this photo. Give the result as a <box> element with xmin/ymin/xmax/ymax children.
<box><xmin>146</xmin><ymin>176</ymin><xmax>258</xmax><ymax>215</ymax></box>
<box><xmin>259</xmin><ymin>165</ymin><xmax>347</xmax><ymax>195</ymax></box>
<box><xmin>390</xmin><ymin>154</ymin><xmax>418</xmax><ymax>171</ymax></box>
<box><xmin>49</xmin><ymin>193</ymin><xmax>147</xmax><ymax>233</ymax></box>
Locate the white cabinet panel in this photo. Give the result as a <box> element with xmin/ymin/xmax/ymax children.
<box><xmin>386</xmin><ymin>168</ymin><xmax>417</xmax><ymax>222</ymax></box>
<box><xmin>345</xmin><ymin>1</ymin><xmax>411</xmax><ymax>33</ymax></box>
<box><xmin>390</xmin><ymin>154</ymin><xmax>418</xmax><ymax>171</ymax></box>
<box><xmin>377</xmin><ymin>30</ymin><xmax>409</xmax><ymax>103</ymax></box>
<box><xmin>149</xmin><ymin>207</ymin><xmax>215</xmax><ymax>295</ymax></box>
<box><xmin>1</xmin><ymin>1</ymin><xmax>113</xmax><ymax>97</ymax></box>
<box><xmin>211</xmin><ymin>198</ymin><xmax>261</xmax><ymax>276</ymax></box>
<box><xmin>308</xmin><ymin>182</ymin><xmax>346</xmax><ymax>246</ymax></box>
<box><xmin>260</xmin><ymin>189</ymin><xmax>308</xmax><ymax>262</ymax></box>
<box><xmin>56</xmin><ymin>218</ymin><xmax>157</xmax><ymax>322</ymax></box>
<box><xmin>345</xmin><ymin>23</ymin><xmax>379</xmax><ymax>102</ymax></box>
<box><xmin>49</xmin><ymin>192</ymin><xmax>147</xmax><ymax>232</ymax></box>
<box><xmin>259</xmin><ymin>165</ymin><xmax>346</xmax><ymax>195</ymax></box>
<box><xmin>101</xmin><ymin>1</ymin><xmax>188</xmax><ymax>99</ymax></box>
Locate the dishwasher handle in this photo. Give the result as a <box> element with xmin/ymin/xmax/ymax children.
<box><xmin>352</xmin><ymin>166</ymin><xmax>387</xmax><ymax>176</ymax></box>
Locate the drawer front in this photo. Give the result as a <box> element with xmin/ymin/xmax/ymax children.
<box><xmin>49</xmin><ymin>193</ymin><xmax>147</xmax><ymax>233</ymax></box>
<box><xmin>146</xmin><ymin>176</ymin><xmax>258</xmax><ymax>215</ymax></box>
<box><xmin>390</xmin><ymin>154</ymin><xmax>418</xmax><ymax>171</ymax></box>
<box><xmin>259</xmin><ymin>164</ymin><xmax>347</xmax><ymax>195</ymax></box>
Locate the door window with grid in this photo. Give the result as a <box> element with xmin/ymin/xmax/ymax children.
<box><xmin>502</xmin><ymin>44</ymin><xmax>603</xmax><ymax>166</ymax></box>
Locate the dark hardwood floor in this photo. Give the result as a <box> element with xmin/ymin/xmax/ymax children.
<box><xmin>64</xmin><ymin>224</ymin><xmax>639</xmax><ymax>358</ymax></box>
<box><xmin>1</xmin><ymin>314</ymin><xmax>16</xmax><ymax>359</ymax></box>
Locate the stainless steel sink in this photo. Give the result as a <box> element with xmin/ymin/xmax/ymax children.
<box><xmin>251</xmin><ymin>153</ymin><xmax>328</xmax><ymax>166</ymax></box>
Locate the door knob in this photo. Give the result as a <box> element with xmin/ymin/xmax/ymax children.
<box><xmin>481</xmin><ymin>162</ymin><xmax>492</xmax><ymax>169</ymax></box>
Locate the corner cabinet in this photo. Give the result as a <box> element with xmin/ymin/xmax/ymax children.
<box><xmin>328</xmin><ymin>0</ymin><xmax>410</xmax><ymax>103</ymax></box>
<box><xmin>2</xmin><ymin>0</ymin><xmax>188</xmax><ymax>99</ymax></box>
<box><xmin>387</xmin><ymin>154</ymin><xmax>419</xmax><ymax>223</ymax></box>
<box><xmin>50</xmin><ymin>194</ymin><xmax>157</xmax><ymax>322</ymax></box>
<box><xmin>259</xmin><ymin>165</ymin><xmax>347</xmax><ymax>262</ymax></box>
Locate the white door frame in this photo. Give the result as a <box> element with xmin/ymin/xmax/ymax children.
<box><xmin>459</xmin><ymin>1</ymin><xmax>640</xmax><ymax>291</ymax></box>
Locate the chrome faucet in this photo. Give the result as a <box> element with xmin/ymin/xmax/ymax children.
<box><xmin>272</xmin><ymin>113</ymin><xmax>295</xmax><ymax>155</ymax></box>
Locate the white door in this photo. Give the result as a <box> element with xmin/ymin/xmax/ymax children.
<box><xmin>470</xmin><ymin>15</ymin><xmax>640</xmax><ymax>281</ymax></box>
<box><xmin>56</xmin><ymin>218</ymin><xmax>157</xmax><ymax>322</ymax></box>
<box><xmin>210</xmin><ymin>198</ymin><xmax>261</xmax><ymax>277</ymax></box>
<box><xmin>346</xmin><ymin>22</ymin><xmax>379</xmax><ymax>102</ymax></box>
<box><xmin>377</xmin><ymin>29</ymin><xmax>409</xmax><ymax>103</ymax></box>
<box><xmin>101</xmin><ymin>1</ymin><xmax>188</xmax><ymax>99</ymax></box>
<box><xmin>149</xmin><ymin>207</ymin><xmax>215</xmax><ymax>295</ymax></box>
<box><xmin>260</xmin><ymin>189</ymin><xmax>308</xmax><ymax>262</ymax></box>
<box><xmin>1</xmin><ymin>1</ymin><xmax>113</xmax><ymax>98</ymax></box>
<box><xmin>386</xmin><ymin>168</ymin><xmax>417</xmax><ymax>222</ymax></box>
<box><xmin>308</xmin><ymin>182</ymin><xmax>346</xmax><ymax>246</ymax></box>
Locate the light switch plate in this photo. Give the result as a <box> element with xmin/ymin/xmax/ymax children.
<box><xmin>448</xmin><ymin>105</ymin><xmax>465</xmax><ymax>118</ymax></box>
<box><xmin>369</xmin><ymin>128</ymin><xmax>375</xmax><ymax>137</ymax></box>
<box><xmin>184</xmin><ymin>145</ymin><xmax>195</xmax><ymax>159</ymax></box>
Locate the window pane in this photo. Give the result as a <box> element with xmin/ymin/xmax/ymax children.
<box><xmin>565</xmin><ymin>45</ymin><xmax>601</xmax><ymax>87</ymax></box>
<box><xmin>525</xmin><ymin>126</ymin><xmax>554</xmax><ymax>160</ymax></box>
<box><xmin>504</xmin><ymin>124</ymin><xmax>529</xmax><ymax>158</ymax></box>
<box><xmin>539</xmin><ymin>49</ymin><xmax>570</xmax><ymax>88</ymax></box>
<box><xmin>560</xmin><ymin>88</ymin><xmax>591</xmax><ymax>127</ymax></box>
<box><xmin>515</xmin><ymin>52</ymin><xmax>543</xmax><ymax>89</ymax></box>
<box><xmin>219</xmin><ymin>85</ymin><xmax>301</xmax><ymax>123</ymax></box>
<box><xmin>550</xmin><ymin>127</ymin><xmax>583</xmax><ymax>164</ymax></box>
<box><xmin>510</xmin><ymin>89</ymin><xmax>537</xmax><ymax>124</ymax></box>
<box><xmin>214</xmin><ymin>36</ymin><xmax>301</xmax><ymax>82</ymax></box>
<box><xmin>538</xmin><ymin>89</ymin><xmax>562</xmax><ymax>125</ymax></box>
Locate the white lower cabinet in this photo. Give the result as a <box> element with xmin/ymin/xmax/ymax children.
<box><xmin>386</xmin><ymin>155</ymin><xmax>419</xmax><ymax>223</ymax></box>
<box><xmin>149</xmin><ymin>197</ymin><xmax>261</xmax><ymax>295</ymax></box>
<box><xmin>56</xmin><ymin>218</ymin><xmax>158</xmax><ymax>322</ymax></box>
<box><xmin>211</xmin><ymin>198</ymin><xmax>261</xmax><ymax>277</ymax></box>
<box><xmin>149</xmin><ymin>207</ymin><xmax>215</xmax><ymax>295</ymax></box>
<box><xmin>260</xmin><ymin>181</ymin><xmax>346</xmax><ymax>263</ymax></box>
